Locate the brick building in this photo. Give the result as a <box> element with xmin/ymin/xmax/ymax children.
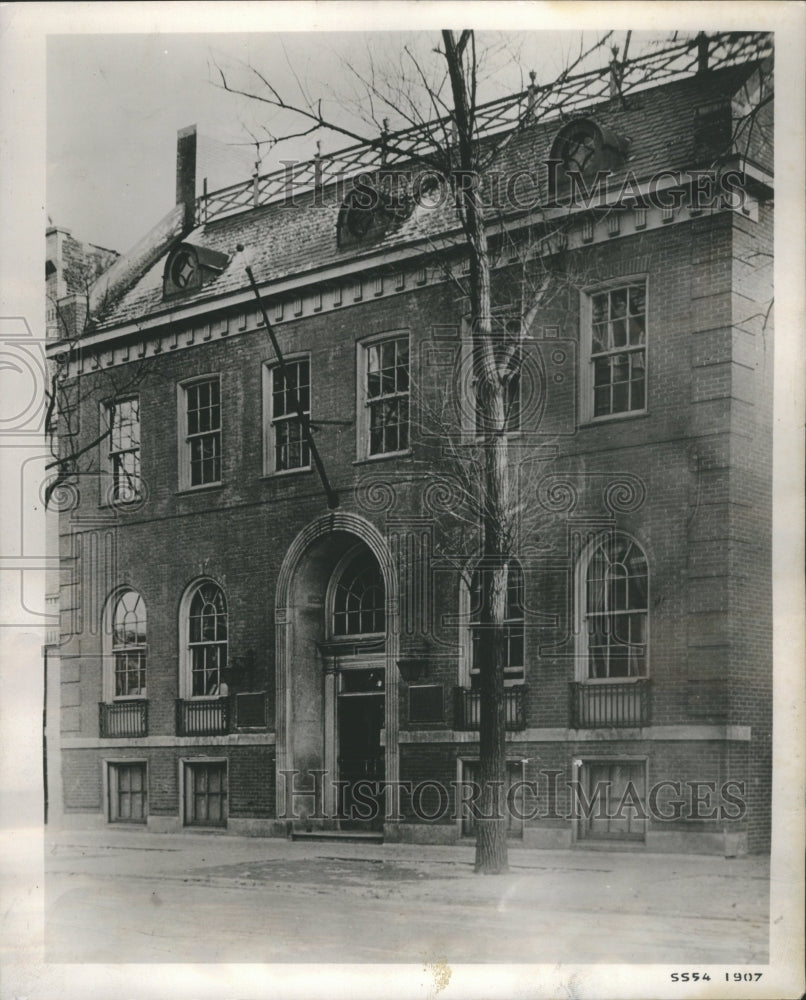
<box><xmin>49</xmin><ymin>42</ymin><xmax>773</xmax><ymax>854</ymax></box>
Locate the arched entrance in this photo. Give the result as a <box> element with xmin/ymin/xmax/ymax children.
<box><xmin>274</xmin><ymin>513</ymin><xmax>399</xmax><ymax>832</ymax></box>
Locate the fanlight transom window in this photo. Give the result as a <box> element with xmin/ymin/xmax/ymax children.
<box><xmin>332</xmin><ymin>551</ymin><xmax>385</xmax><ymax>636</ymax></box>
<box><xmin>112</xmin><ymin>590</ymin><xmax>147</xmax><ymax>697</ymax></box>
<box><xmin>584</xmin><ymin>536</ymin><xmax>648</xmax><ymax>678</ymax></box>
<box><xmin>188</xmin><ymin>582</ymin><xmax>228</xmax><ymax>695</ymax></box>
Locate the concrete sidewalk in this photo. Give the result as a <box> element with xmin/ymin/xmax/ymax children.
<box><xmin>43</xmin><ymin>827</ymin><xmax>770</xmax><ymax>964</ymax></box>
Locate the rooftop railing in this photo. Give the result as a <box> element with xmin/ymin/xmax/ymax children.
<box><xmin>196</xmin><ymin>32</ymin><xmax>771</xmax><ymax>226</ymax></box>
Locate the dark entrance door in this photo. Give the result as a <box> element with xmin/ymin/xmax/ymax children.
<box><xmin>337</xmin><ymin>668</ymin><xmax>385</xmax><ymax>830</ymax></box>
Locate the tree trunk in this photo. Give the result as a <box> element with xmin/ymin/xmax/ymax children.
<box><xmin>443</xmin><ymin>28</ymin><xmax>514</xmax><ymax>875</ymax></box>
<box><xmin>474</xmin><ymin>366</ymin><xmax>512</xmax><ymax>874</ymax></box>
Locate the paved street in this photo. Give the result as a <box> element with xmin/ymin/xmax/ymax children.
<box><xmin>40</xmin><ymin>827</ymin><xmax>769</xmax><ymax>965</ymax></box>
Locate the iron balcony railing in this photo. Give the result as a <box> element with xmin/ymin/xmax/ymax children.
<box><xmin>99</xmin><ymin>700</ymin><xmax>148</xmax><ymax>738</ymax></box>
<box><xmin>175</xmin><ymin>698</ymin><xmax>230</xmax><ymax>736</ymax></box>
<box><xmin>569</xmin><ymin>679</ymin><xmax>651</xmax><ymax>728</ymax></box>
<box><xmin>453</xmin><ymin>686</ymin><xmax>527</xmax><ymax>731</ymax></box>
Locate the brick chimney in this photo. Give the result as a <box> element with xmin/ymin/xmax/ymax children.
<box><xmin>176</xmin><ymin>125</ymin><xmax>197</xmax><ymax>231</ymax></box>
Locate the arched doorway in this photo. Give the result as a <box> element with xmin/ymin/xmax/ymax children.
<box><xmin>274</xmin><ymin>514</ymin><xmax>398</xmax><ymax>833</ymax></box>
<box><xmin>328</xmin><ymin>545</ymin><xmax>386</xmax><ymax>827</ymax></box>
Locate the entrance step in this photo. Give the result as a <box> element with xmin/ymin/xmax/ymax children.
<box><xmin>290</xmin><ymin>829</ymin><xmax>384</xmax><ymax>844</ymax></box>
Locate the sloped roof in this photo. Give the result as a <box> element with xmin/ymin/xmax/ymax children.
<box><xmin>94</xmin><ymin>63</ymin><xmax>764</xmax><ymax>333</ymax></box>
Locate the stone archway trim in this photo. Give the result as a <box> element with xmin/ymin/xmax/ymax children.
<box><xmin>274</xmin><ymin>511</ymin><xmax>399</xmax><ymax>826</ymax></box>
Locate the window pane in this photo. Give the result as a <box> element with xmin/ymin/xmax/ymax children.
<box><xmin>631</xmin><ymin>372</ymin><xmax>645</xmax><ymax>410</ymax></box>
<box><xmin>610</xmin><ymin>288</ymin><xmax>627</xmax><ymax>317</ymax></box>
<box><xmin>628</xmin><ymin>285</ymin><xmax>645</xmax><ymax>315</ymax></box>
<box><xmin>593</xmin><ymin>358</ymin><xmax>610</xmax><ymax>387</ymax></box>
<box><xmin>612</xmin><ymin>381</ymin><xmax>629</xmax><ymax>413</ymax></box>
<box><xmin>592</xmin><ymin>294</ymin><xmax>608</xmax><ymax>324</ymax></box>
<box><xmin>592</xmin><ymin>322</ymin><xmax>608</xmax><ymax>354</ymax></box>
<box><xmin>628</xmin><ymin>316</ymin><xmax>645</xmax><ymax>345</ymax></box>
<box><xmin>593</xmin><ymin>385</ymin><xmax>610</xmax><ymax>416</ymax></box>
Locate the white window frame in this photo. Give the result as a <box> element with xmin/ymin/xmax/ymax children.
<box><xmin>574</xmin><ymin>532</ymin><xmax>649</xmax><ymax>683</ymax></box>
<box><xmin>262</xmin><ymin>354</ymin><xmax>312</xmax><ymax>475</ymax></box>
<box><xmin>180</xmin><ymin>757</ymin><xmax>228</xmax><ymax>828</ymax></box>
<box><xmin>356</xmin><ymin>330</ymin><xmax>411</xmax><ymax>460</ymax></box>
<box><xmin>102</xmin><ymin>588</ymin><xmax>147</xmax><ymax>702</ymax></box>
<box><xmin>178</xmin><ymin>578</ymin><xmax>229</xmax><ymax>700</ymax></box>
<box><xmin>105</xmin><ymin>759</ymin><xmax>148</xmax><ymax>824</ymax></box>
<box><xmin>458</xmin><ymin>561</ymin><xmax>526</xmax><ymax>688</ymax></box>
<box><xmin>177</xmin><ymin>374</ymin><xmax>223</xmax><ymax>490</ymax></box>
<box><xmin>100</xmin><ymin>395</ymin><xmax>141</xmax><ymax>505</ymax></box>
<box><xmin>580</xmin><ymin>277</ymin><xmax>648</xmax><ymax>425</ymax></box>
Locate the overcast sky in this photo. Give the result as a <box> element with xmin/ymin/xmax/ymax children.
<box><xmin>47</xmin><ymin>28</ymin><xmax>658</xmax><ymax>254</ymax></box>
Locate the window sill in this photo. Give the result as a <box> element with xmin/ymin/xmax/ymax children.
<box><xmin>581</xmin><ymin>677</ymin><xmax>646</xmax><ymax>684</ymax></box>
<box><xmin>353</xmin><ymin>449</ymin><xmax>413</xmax><ymax>466</ymax></box>
<box><xmin>579</xmin><ymin>409</ymin><xmax>649</xmax><ymax>428</ymax></box>
<box><xmin>467</xmin><ymin>680</ymin><xmax>526</xmax><ymax>689</ymax></box>
<box><xmin>260</xmin><ymin>466</ymin><xmax>314</xmax><ymax>480</ymax></box>
<box><xmin>175</xmin><ymin>482</ymin><xmax>224</xmax><ymax>496</ymax></box>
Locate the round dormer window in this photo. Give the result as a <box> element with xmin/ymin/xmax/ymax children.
<box><xmin>556</xmin><ymin>122</ymin><xmax>599</xmax><ymax>176</ymax></box>
<box><xmin>344</xmin><ymin>198</ymin><xmax>376</xmax><ymax>238</ymax></box>
<box><xmin>548</xmin><ymin>118</ymin><xmax>629</xmax><ymax>202</ymax></box>
<box><xmin>169</xmin><ymin>248</ymin><xmax>198</xmax><ymax>289</ymax></box>
<box><xmin>163</xmin><ymin>242</ymin><xmax>229</xmax><ymax>299</ymax></box>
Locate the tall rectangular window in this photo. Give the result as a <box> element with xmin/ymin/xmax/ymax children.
<box><xmin>469</xmin><ymin>563</ymin><xmax>525</xmax><ymax>685</ymax></box>
<box><xmin>184</xmin><ymin>761</ymin><xmax>227</xmax><ymax>827</ymax></box>
<box><xmin>362</xmin><ymin>335</ymin><xmax>409</xmax><ymax>456</ymax></box>
<box><xmin>108</xmin><ymin>762</ymin><xmax>147</xmax><ymax>823</ymax></box>
<box><xmin>106</xmin><ymin>397</ymin><xmax>140</xmax><ymax>502</ymax></box>
<box><xmin>182</xmin><ymin>377</ymin><xmax>221</xmax><ymax>487</ymax></box>
<box><xmin>586</xmin><ymin>282</ymin><xmax>646</xmax><ymax>419</ymax></box>
<box><xmin>267</xmin><ymin>358</ymin><xmax>310</xmax><ymax>472</ymax></box>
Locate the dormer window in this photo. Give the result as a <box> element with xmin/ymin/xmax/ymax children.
<box><xmin>163</xmin><ymin>243</ymin><xmax>229</xmax><ymax>298</ymax></box>
<box><xmin>548</xmin><ymin>118</ymin><xmax>629</xmax><ymax>203</ymax></box>
<box><xmin>337</xmin><ymin>174</ymin><xmax>414</xmax><ymax>249</ymax></box>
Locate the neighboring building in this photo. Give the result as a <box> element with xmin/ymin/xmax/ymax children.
<box><xmin>44</xmin><ymin>226</ymin><xmax>119</xmax><ymax>825</ymax></box>
<box><xmin>46</xmin><ymin>225</ymin><xmax>119</xmax><ymax>342</ymax></box>
<box><xmin>48</xmin><ymin>41</ymin><xmax>773</xmax><ymax>853</ymax></box>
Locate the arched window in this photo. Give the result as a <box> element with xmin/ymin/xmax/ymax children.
<box><xmin>110</xmin><ymin>589</ymin><xmax>147</xmax><ymax>697</ymax></box>
<box><xmin>582</xmin><ymin>535</ymin><xmax>648</xmax><ymax>678</ymax></box>
<box><xmin>186</xmin><ymin>581</ymin><xmax>228</xmax><ymax>696</ymax></box>
<box><xmin>469</xmin><ymin>561</ymin><xmax>525</xmax><ymax>685</ymax></box>
<box><xmin>332</xmin><ymin>549</ymin><xmax>385</xmax><ymax>636</ymax></box>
